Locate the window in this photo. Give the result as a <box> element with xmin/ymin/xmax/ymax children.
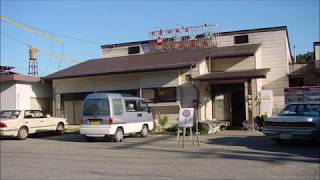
<box><xmin>159</xmin><ymin>87</ymin><xmax>176</xmax><ymax>102</ymax></box>
<box><xmin>234</xmin><ymin>35</ymin><xmax>249</xmax><ymax>44</ymax></box>
<box><xmin>289</xmin><ymin>78</ymin><xmax>304</xmax><ymax>87</ymax></box>
<box><xmin>125</xmin><ymin>100</ymin><xmax>138</xmax><ymax>112</ymax></box>
<box><xmin>138</xmin><ymin>101</ymin><xmax>149</xmax><ymax>112</ymax></box>
<box><xmin>142</xmin><ymin>87</ymin><xmax>177</xmax><ymax>103</ymax></box>
<box><xmin>142</xmin><ymin>89</ymin><xmax>155</xmax><ymax>102</ymax></box>
<box><xmin>128</xmin><ymin>46</ymin><xmax>140</xmax><ymax>54</ymax></box>
<box><xmin>112</xmin><ymin>99</ymin><xmax>123</xmax><ymax>116</ymax></box>
<box><xmin>279</xmin><ymin>104</ymin><xmax>320</xmax><ymax>116</ymax></box>
<box><xmin>83</xmin><ymin>99</ymin><xmax>110</xmax><ymax>115</ymax></box>
<box><xmin>0</xmin><ymin>110</ymin><xmax>20</xmax><ymax>119</ymax></box>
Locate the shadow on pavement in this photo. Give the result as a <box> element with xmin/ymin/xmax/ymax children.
<box><xmin>203</xmin><ymin>135</ymin><xmax>320</xmax><ymax>161</ymax></box>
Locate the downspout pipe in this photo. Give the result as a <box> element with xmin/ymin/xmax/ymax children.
<box><xmin>190</xmin><ymin>64</ymin><xmax>200</xmax><ymax>137</ymax></box>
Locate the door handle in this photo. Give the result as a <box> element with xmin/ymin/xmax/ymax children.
<box><xmin>40</xmin><ymin>120</ymin><xmax>44</xmax><ymax>122</ymax></box>
<box><xmin>137</xmin><ymin>113</ymin><xmax>142</xmax><ymax>117</ymax></box>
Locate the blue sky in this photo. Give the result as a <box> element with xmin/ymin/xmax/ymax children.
<box><xmin>1</xmin><ymin>0</ymin><xmax>319</xmax><ymax>76</ymax></box>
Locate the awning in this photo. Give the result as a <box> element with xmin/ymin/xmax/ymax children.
<box><xmin>194</xmin><ymin>68</ymin><xmax>271</xmax><ymax>81</ymax></box>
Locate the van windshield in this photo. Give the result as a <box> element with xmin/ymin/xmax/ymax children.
<box><xmin>83</xmin><ymin>99</ymin><xmax>110</xmax><ymax>116</ymax></box>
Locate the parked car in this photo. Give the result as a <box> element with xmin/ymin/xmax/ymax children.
<box><xmin>80</xmin><ymin>93</ymin><xmax>154</xmax><ymax>142</ymax></box>
<box><xmin>0</xmin><ymin>110</ymin><xmax>68</xmax><ymax>140</ymax></box>
<box><xmin>262</xmin><ymin>102</ymin><xmax>320</xmax><ymax>143</ymax></box>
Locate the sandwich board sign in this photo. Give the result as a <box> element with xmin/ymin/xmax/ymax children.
<box><xmin>179</xmin><ymin>108</ymin><xmax>194</xmax><ymax>127</ymax></box>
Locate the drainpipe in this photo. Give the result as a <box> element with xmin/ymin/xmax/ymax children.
<box><xmin>190</xmin><ymin>65</ymin><xmax>200</xmax><ymax>145</ymax></box>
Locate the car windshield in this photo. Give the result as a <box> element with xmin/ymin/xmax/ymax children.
<box><xmin>279</xmin><ymin>104</ymin><xmax>320</xmax><ymax>116</ymax></box>
<box><xmin>0</xmin><ymin>110</ymin><xmax>21</xmax><ymax>119</ymax></box>
<box><xmin>83</xmin><ymin>99</ymin><xmax>110</xmax><ymax>116</ymax></box>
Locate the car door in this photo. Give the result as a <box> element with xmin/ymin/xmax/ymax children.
<box><xmin>124</xmin><ymin>99</ymin><xmax>140</xmax><ymax>133</ymax></box>
<box><xmin>138</xmin><ymin>100</ymin><xmax>152</xmax><ymax>123</ymax></box>
<box><xmin>24</xmin><ymin>110</ymin><xmax>44</xmax><ymax>133</ymax></box>
<box><xmin>34</xmin><ymin>110</ymin><xmax>56</xmax><ymax>131</ymax></box>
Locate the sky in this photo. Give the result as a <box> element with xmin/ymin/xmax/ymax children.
<box><xmin>1</xmin><ymin>0</ymin><xmax>319</xmax><ymax>77</ymax></box>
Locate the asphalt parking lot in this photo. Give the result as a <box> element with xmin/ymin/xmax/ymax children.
<box><xmin>1</xmin><ymin>131</ymin><xmax>319</xmax><ymax>180</ymax></box>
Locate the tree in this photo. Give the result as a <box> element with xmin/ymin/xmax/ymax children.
<box><xmin>291</xmin><ymin>51</ymin><xmax>315</xmax><ymax>63</ymax></box>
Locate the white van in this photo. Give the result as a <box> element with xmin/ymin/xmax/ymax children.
<box><xmin>80</xmin><ymin>93</ymin><xmax>154</xmax><ymax>142</ymax></box>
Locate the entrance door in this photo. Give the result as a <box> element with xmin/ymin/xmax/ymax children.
<box><xmin>231</xmin><ymin>91</ymin><xmax>245</xmax><ymax>127</ymax></box>
<box><xmin>213</xmin><ymin>93</ymin><xmax>231</xmax><ymax>121</ymax></box>
<box><xmin>212</xmin><ymin>84</ymin><xmax>245</xmax><ymax>128</ymax></box>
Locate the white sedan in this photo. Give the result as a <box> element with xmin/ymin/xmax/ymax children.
<box><xmin>0</xmin><ymin>110</ymin><xmax>68</xmax><ymax>140</ymax></box>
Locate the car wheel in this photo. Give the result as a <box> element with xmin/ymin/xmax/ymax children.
<box><xmin>84</xmin><ymin>136</ymin><xmax>96</xmax><ymax>142</ymax></box>
<box><xmin>114</xmin><ymin>128</ymin><xmax>124</xmax><ymax>142</ymax></box>
<box><xmin>17</xmin><ymin>127</ymin><xmax>28</xmax><ymax>140</ymax></box>
<box><xmin>140</xmin><ymin>125</ymin><xmax>149</xmax><ymax>137</ymax></box>
<box><xmin>56</xmin><ymin>123</ymin><xmax>64</xmax><ymax>135</ymax></box>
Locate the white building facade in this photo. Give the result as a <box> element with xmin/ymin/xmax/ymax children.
<box><xmin>0</xmin><ymin>73</ymin><xmax>52</xmax><ymax>113</ymax></box>
<box><xmin>47</xmin><ymin>26</ymin><xmax>292</xmax><ymax>127</ymax></box>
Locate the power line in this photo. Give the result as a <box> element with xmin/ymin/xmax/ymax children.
<box><xmin>1</xmin><ymin>31</ymin><xmax>80</xmax><ymax>64</ymax></box>
<box><xmin>1</xmin><ymin>16</ymin><xmax>102</xmax><ymax>45</ymax></box>
<box><xmin>1</xmin><ymin>16</ymin><xmax>64</xmax><ymax>42</ymax></box>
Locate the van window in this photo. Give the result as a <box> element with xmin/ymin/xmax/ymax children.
<box><xmin>112</xmin><ymin>99</ymin><xmax>124</xmax><ymax>116</ymax></box>
<box><xmin>138</xmin><ymin>101</ymin><xmax>149</xmax><ymax>112</ymax></box>
<box><xmin>83</xmin><ymin>99</ymin><xmax>110</xmax><ymax>115</ymax></box>
<box><xmin>125</xmin><ymin>100</ymin><xmax>138</xmax><ymax>112</ymax></box>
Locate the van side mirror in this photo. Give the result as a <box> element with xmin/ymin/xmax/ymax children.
<box><xmin>148</xmin><ymin>107</ymin><xmax>152</xmax><ymax>113</ymax></box>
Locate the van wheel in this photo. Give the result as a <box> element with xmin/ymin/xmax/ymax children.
<box><xmin>140</xmin><ymin>125</ymin><xmax>149</xmax><ymax>137</ymax></box>
<box><xmin>56</xmin><ymin>123</ymin><xmax>64</xmax><ymax>135</ymax></box>
<box><xmin>84</xmin><ymin>136</ymin><xmax>96</xmax><ymax>142</ymax></box>
<box><xmin>17</xmin><ymin>127</ymin><xmax>28</xmax><ymax>140</ymax></box>
<box><xmin>114</xmin><ymin>128</ymin><xmax>124</xmax><ymax>142</ymax></box>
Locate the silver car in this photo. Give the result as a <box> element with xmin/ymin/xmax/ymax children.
<box><xmin>263</xmin><ymin>102</ymin><xmax>320</xmax><ymax>143</ymax></box>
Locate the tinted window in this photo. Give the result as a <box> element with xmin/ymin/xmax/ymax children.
<box><xmin>159</xmin><ymin>87</ymin><xmax>176</xmax><ymax>102</ymax></box>
<box><xmin>128</xmin><ymin>46</ymin><xmax>140</xmax><ymax>54</ymax></box>
<box><xmin>279</xmin><ymin>104</ymin><xmax>320</xmax><ymax>116</ymax></box>
<box><xmin>234</xmin><ymin>35</ymin><xmax>249</xmax><ymax>44</ymax></box>
<box><xmin>0</xmin><ymin>110</ymin><xmax>20</xmax><ymax>119</ymax></box>
<box><xmin>138</xmin><ymin>101</ymin><xmax>149</xmax><ymax>112</ymax></box>
<box><xmin>112</xmin><ymin>99</ymin><xmax>124</xmax><ymax>116</ymax></box>
<box><xmin>83</xmin><ymin>99</ymin><xmax>110</xmax><ymax>116</ymax></box>
<box><xmin>142</xmin><ymin>87</ymin><xmax>177</xmax><ymax>103</ymax></box>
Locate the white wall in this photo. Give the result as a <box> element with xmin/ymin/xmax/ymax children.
<box><xmin>0</xmin><ymin>81</ymin><xmax>51</xmax><ymax>110</ymax></box>
<box><xmin>0</xmin><ymin>82</ymin><xmax>16</xmax><ymax>110</ymax></box>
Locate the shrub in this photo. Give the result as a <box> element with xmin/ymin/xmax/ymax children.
<box><xmin>159</xmin><ymin>115</ymin><xmax>169</xmax><ymax>127</ymax></box>
<box><xmin>165</xmin><ymin>123</ymin><xmax>180</xmax><ymax>132</ymax></box>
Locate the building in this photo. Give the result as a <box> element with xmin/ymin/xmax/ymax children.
<box><xmin>0</xmin><ymin>67</ymin><xmax>52</xmax><ymax>113</ymax></box>
<box><xmin>288</xmin><ymin>42</ymin><xmax>320</xmax><ymax>87</ymax></box>
<box><xmin>46</xmin><ymin>26</ymin><xmax>292</xmax><ymax>127</ymax></box>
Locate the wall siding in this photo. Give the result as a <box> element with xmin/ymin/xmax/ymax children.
<box><xmin>0</xmin><ymin>82</ymin><xmax>16</xmax><ymax>110</ymax></box>
<box><xmin>216</xmin><ymin>30</ymin><xmax>289</xmax><ymax>110</ymax></box>
<box><xmin>211</xmin><ymin>56</ymin><xmax>255</xmax><ymax>71</ymax></box>
<box><xmin>53</xmin><ymin>70</ymin><xmax>179</xmax><ymax>94</ymax></box>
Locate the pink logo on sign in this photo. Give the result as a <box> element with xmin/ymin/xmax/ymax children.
<box><xmin>182</xmin><ymin>110</ymin><xmax>190</xmax><ymax>117</ymax></box>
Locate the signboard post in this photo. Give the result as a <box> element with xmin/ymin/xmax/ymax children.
<box><xmin>177</xmin><ymin>108</ymin><xmax>195</xmax><ymax>148</ymax></box>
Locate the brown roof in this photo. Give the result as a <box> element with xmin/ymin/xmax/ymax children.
<box><xmin>195</xmin><ymin>68</ymin><xmax>271</xmax><ymax>81</ymax></box>
<box><xmin>0</xmin><ymin>73</ymin><xmax>41</xmax><ymax>82</ymax></box>
<box><xmin>46</xmin><ymin>44</ymin><xmax>260</xmax><ymax>80</ymax></box>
